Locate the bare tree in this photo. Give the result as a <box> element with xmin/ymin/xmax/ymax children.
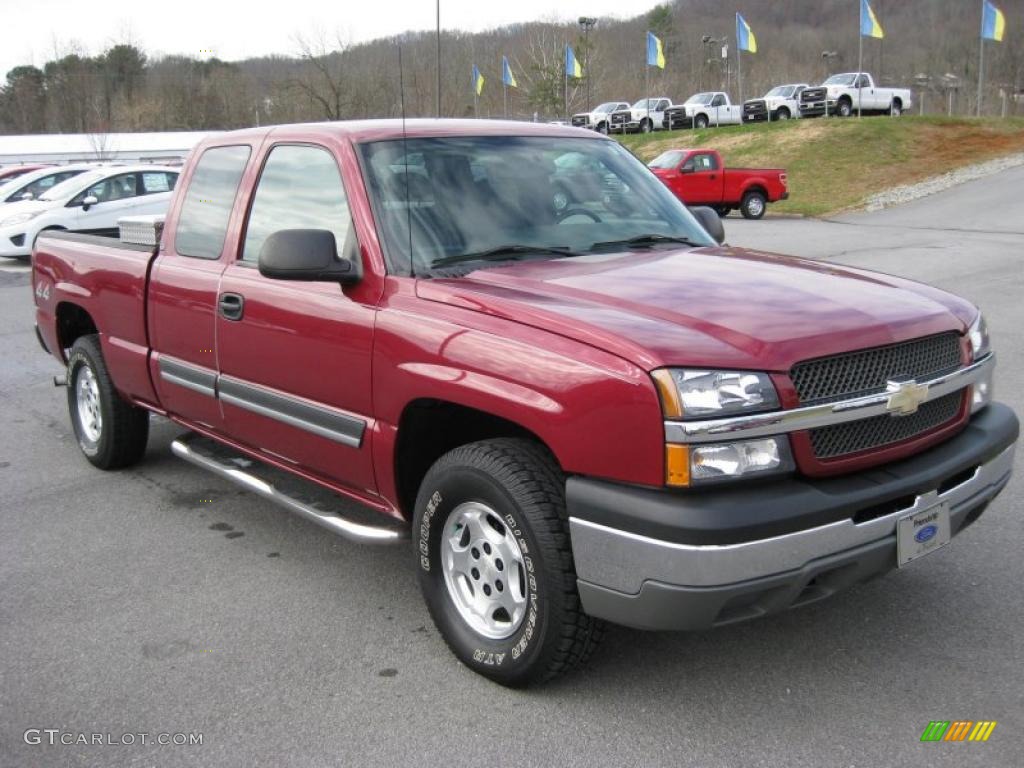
<box><xmin>292</xmin><ymin>29</ymin><xmax>351</xmax><ymax>121</ymax></box>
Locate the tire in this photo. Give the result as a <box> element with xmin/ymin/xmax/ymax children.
<box><xmin>890</xmin><ymin>99</ymin><xmax>902</xmax><ymax>117</ymax></box>
<box><xmin>66</xmin><ymin>335</ymin><xmax>149</xmax><ymax>469</ymax></box>
<box><xmin>413</xmin><ymin>438</ymin><xmax>603</xmax><ymax>686</ymax></box>
<box><xmin>715</xmin><ymin>206</ymin><xmax>731</xmax><ymax>218</ymax></box>
<box><xmin>740</xmin><ymin>190</ymin><xmax>767</xmax><ymax>220</ymax></box>
<box><xmin>695</xmin><ymin>114</ymin><xmax>709</xmax><ymax>129</ymax></box>
<box><xmin>837</xmin><ymin>99</ymin><xmax>853</xmax><ymax>118</ymax></box>
<box><xmin>596</xmin><ymin>122</ymin><xmax>609</xmax><ymax>135</ymax></box>
<box><xmin>776</xmin><ymin>107</ymin><xmax>791</xmax><ymax>120</ymax></box>
<box><xmin>640</xmin><ymin>119</ymin><xmax>652</xmax><ymax>134</ymax></box>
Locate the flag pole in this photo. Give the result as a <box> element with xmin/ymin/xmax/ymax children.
<box><xmin>857</xmin><ymin>16</ymin><xmax>864</xmax><ymax>118</ymax></box>
<box><xmin>504</xmin><ymin>82</ymin><xmax>508</xmax><ymax>119</ymax></box>
<box><xmin>737</xmin><ymin>45</ymin><xmax>743</xmax><ymax>105</ymax></box>
<box><xmin>977</xmin><ymin>0</ymin><xmax>985</xmax><ymax>116</ymax></box>
<box><xmin>564</xmin><ymin>46</ymin><xmax>569</xmax><ymax>122</ymax></box>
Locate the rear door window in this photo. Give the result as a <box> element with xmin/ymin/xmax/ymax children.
<box><xmin>175</xmin><ymin>145</ymin><xmax>251</xmax><ymax>259</ymax></box>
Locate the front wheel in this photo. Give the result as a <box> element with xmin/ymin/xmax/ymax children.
<box><xmin>596</xmin><ymin>122</ymin><xmax>609</xmax><ymax>135</ymax></box>
<box><xmin>837</xmin><ymin>99</ymin><xmax>853</xmax><ymax>117</ymax></box>
<box><xmin>640</xmin><ymin>119</ymin><xmax>652</xmax><ymax>134</ymax></box>
<box><xmin>715</xmin><ymin>206</ymin><xmax>731</xmax><ymax>218</ymax></box>
<box><xmin>67</xmin><ymin>335</ymin><xmax>149</xmax><ymax>469</ymax></box>
<box><xmin>775</xmin><ymin>107</ymin><xmax>791</xmax><ymax>120</ymax></box>
<box><xmin>695</xmin><ymin>114</ymin><xmax>709</xmax><ymax>129</ymax></box>
<box><xmin>740</xmin><ymin>190</ymin><xmax>767</xmax><ymax>219</ymax></box>
<box><xmin>414</xmin><ymin>438</ymin><xmax>603</xmax><ymax>686</ymax></box>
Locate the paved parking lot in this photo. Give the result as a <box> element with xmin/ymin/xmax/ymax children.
<box><xmin>1</xmin><ymin>167</ymin><xmax>1022</xmax><ymax>767</ymax></box>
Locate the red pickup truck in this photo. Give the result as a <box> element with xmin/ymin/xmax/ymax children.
<box><xmin>32</xmin><ymin>120</ymin><xmax>1017</xmax><ymax>687</ymax></box>
<box><xmin>648</xmin><ymin>148</ymin><xmax>787</xmax><ymax>219</ymax></box>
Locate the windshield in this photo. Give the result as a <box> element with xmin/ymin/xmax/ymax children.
<box><xmin>359</xmin><ymin>135</ymin><xmax>714</xmax><ymax>276</ymax></box>
<box><xmin>823</xmin><ymin>74</ymin><xmax>857</xmax><ymax>86</ymax></box>
<box><xmin>630</xmin><ymin>99</ymin><xmax>657</xmax><ymax>110</ymax></box>
<box><xmin>594</xmin><ymin>102</ymin><xmax>621</xmax><ymax>114</ymax></box>
<box><xmin>648</xmin><ymin>150</ymin><xmax>687</xmax><ymax>169</ymax></box>
<box><xmin>765</xmin><ymin>86</ymin><xmax>795</xmax><ymax>98</ymax></box>
<box><xmin>685</xmin><ymin>93</ymin><xmax>715</xmax><ymax>105</ymax></box>
<box><xmin>40</xmin><ymin>170</ymin><xmax>106</xmax><ymax>201</ymax></box>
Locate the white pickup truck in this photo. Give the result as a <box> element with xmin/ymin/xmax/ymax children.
<box><xmin>742</xmin><ymin>84</ymin><xmax>810</xmax><ymax>122</ymax></box>
<box><xmin>607</xmin><ymin>98</ymin><xmax>673</xmax><ymax>134</ymax></box>
<box><xmin>571</xmin><ymin>101</ymin><xmax>631</xmax><ymax>134</ymax></box>
<box><xmin>663</xmin><ymin>92</ymin><xmax>743</xmax><ymax>130</ymax></box>
<box><xmin>799</xmin><ymin>72</ymin><xmax>913</xmax><ymax>118</ymax></box>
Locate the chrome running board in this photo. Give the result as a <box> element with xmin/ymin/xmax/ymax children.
<box><xmin>170</xmin><ymin>433</ymin><xmax>408</xmax><ymax>545</ymax></box>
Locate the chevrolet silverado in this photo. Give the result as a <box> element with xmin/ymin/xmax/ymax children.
<box><xmin>32</xmin><ymin>120</ymin><xmax>1018</xmax><ymax>687</ymax></box>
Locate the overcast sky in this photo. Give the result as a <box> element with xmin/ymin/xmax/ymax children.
<box><xmin>3</xmin><ymin>0</ymin><xmax>652</xmax><ymax>77</ymax></box>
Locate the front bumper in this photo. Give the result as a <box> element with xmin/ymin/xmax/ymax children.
<box><xmin>569</xmin><ymin>402</ymin><xmax>1018</xmax><ymax>630</ymax></box>
<box><xmin>0</xmin><ymin>231</ymin><xmax>30</xmax><ymax>257</ymax></box>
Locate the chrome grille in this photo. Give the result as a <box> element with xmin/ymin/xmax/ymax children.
<box><xmin>791</xmin><ymin>333</ymin><xmax>962</xmax><ymax>406</ymax></box>
<box><xmin>809</xmin><ymin>392</ymin><xmax>963</xmax><ymax>459</ymax></box>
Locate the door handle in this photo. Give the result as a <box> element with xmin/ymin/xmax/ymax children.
<box><xmin>218</xmin><ymin>292</ymin><xmax>244</xmax><ymax>321</ymax></box>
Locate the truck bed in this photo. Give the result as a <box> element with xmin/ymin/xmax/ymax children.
<box><xmin>33</xmin><ymin>231</ymin><xmax>160</xmax><ymax>406</ymax></box>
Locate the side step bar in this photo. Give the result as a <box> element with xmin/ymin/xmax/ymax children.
<box><xmin>171</xmin><ymin>433</ymin><xmax>408</xmax><ymax>545</ymax></box>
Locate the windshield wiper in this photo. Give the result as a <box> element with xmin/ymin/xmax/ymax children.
<box><xmin>590</xmin><ymin>234</ymin><xmax>699</xmax><ymax>251</ymax></box>
<box><xmin>432</xmin><ymin>244</ymin><xmax>576</xmax><ymax>268</ymax></box>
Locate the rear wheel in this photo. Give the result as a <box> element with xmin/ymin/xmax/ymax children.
<box><xmin>890</xmin><ymin>99</ymin><xmax>903</xmax><ymax>116</ymax></box>
<box><xmin>740</xmin><ymin>190</ymin><xmax>767</xmax><ymax>220</ymax></box>
<box><xmin>414</xmin><ymin>438</ymin><xmax>603</xmax><ymax>686</ymax></box>
<box><xmin>67</xmin><ymin>335</ymin><xmax>149</xmax><ymax>469</ymax></box>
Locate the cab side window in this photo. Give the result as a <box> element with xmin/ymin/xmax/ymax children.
<box><xmin>175</xmin><ymin>145</ymin><xmax>251</xmax><ymax>260</ymax></box>
<box><xmin>711</xmin><ymin>94</ymin><xmax>725</xmax><ymax>107</ymax></box>
<box><xmin>241</xmin><ymin>145</ymin><xmax>356</xmax><ymax>264</ymax></box>
<box><xmin>682</xmin><ymin>154</ymin><xmax>717</xmax><ymax>172</ymax></box>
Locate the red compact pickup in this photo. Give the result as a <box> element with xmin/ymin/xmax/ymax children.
<box><xmin>648</xmin><ymin>148</ymin><xmax>787</xmax><ymax>219</ymax></box>
<box><xmin>32</xmin><ymin>120</ymin><xmax>1018</xmax><ymax>687</ymax></box>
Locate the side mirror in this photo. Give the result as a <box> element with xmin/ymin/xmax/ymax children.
<box><xmin>691</xmin><ymin>206</ymin><xmax>725</xmax><ymax>245</ymax></box>
<box><xmin>258</xmin><ymin>228</ymin><xmax>360</xmax><ymax>284</ymax></box>
<box><xmin>81</xmin><ymin>195</ymin><xmax>98</xmax><ymax>211</ymax></box>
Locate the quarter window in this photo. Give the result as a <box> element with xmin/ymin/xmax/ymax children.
<box><xmin>175</xmin><ymin>145</ymin><xmax>251</xmax><ymax>260</ymax></box>
<box><xmin>241</xmin><ymin>145</ymin><xmax>355</xmax><ymax>263</ymax></box>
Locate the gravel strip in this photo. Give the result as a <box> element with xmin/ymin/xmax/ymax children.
<box><xmin>864</xmin><ymin>152</ymin><xmax>1024</xmax><ymax>211</ymax></box>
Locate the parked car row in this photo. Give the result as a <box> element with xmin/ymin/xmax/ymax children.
<box><xmin>572</xmin><ymin>72</ymin><xmax>913</xmax><ymax>134</ymax></box>
<box><xmin>0</xmin><ymin>163</ymin><xmax>179</xmax><ymax>260</ymax></box>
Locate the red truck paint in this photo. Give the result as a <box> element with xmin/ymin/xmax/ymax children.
<box><xmin>649</xmin><ymin>148</ymin><xmax>787</xmax><ymax>214</ymax></box>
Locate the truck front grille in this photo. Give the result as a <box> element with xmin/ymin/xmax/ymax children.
<box><xmin>790</xmin><ymin>333</ymin><xmax>962</xmax><ymax>406</ymax></box>
<box><xmin>809</xmin><ymin>391</ymin><xmax>964</xmax><ymax>459</ymax></box>
<box><xmin>571</xmin><ymin>115</ymin><xmax>588</xmax><ymax>127</ymax></box>
<box><xmin>610</xmin><ymin>112</ymin><xmax>628</xmax><ymax>125</ymax></box>
<box><xmin>744</xmin><ymin>99</ymin><xmax>767</xmax><ymax>116</ymax></box>
<box><xmin>801</xmin><ymin>87</ymin><xmax>827</xmax><ymax>105</ymax></box>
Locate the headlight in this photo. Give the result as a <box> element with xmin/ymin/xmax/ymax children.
<box><xmin>968</xmin><ymin>312</ymin><xmax>990</xmax><ymax>360</ymax></box>
<box><xmin>1</xmin><ymin>210</ymin><xmax>42</xmax><ymax>227</ymax></box>
<box><xmin>968</xmin><ymin>313</ymin><xmax>993</xmax><ymax>413</ymax></box>
<box><xmin>652</xmin><ymin>369</ymin><xmax>780</xmax><ymax>420</ymax></box>
<box><xmin>664</xmin><ymin>437</ymin><xmax>794</xmax><ymax>486</ymax></box>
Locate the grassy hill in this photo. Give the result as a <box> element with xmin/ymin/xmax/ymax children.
<box><xmin>618</xmin><ymin>116</ymin><xmax>1024</xmax><ymax>217</ymax></box>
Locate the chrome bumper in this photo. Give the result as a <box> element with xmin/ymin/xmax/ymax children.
<box><xmin>571</xmin><ymin>442</ymin><xmax>1013</xmax><ymax>596</ymax></box>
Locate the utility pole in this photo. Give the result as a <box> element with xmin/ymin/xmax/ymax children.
<box><xmin>578</xmin><ymin>17</ymin><xmax>597</xmax><ymax>113</ymax></box>
<box><xmin>436</xmin><ymin>0</ymin><xmax>442</xmax><ymax>117</ymax></box>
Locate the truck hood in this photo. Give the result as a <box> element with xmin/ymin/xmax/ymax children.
<box><xmin>416</xmin><ymin>247</ymin><xmax>976</xmax><ymax>372</ymax></box>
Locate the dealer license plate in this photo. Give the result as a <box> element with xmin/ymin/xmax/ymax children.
<box><xmin>896</xmin><ymin>502</ymin><xmax>951</xmax><ymax>568</ymax></box>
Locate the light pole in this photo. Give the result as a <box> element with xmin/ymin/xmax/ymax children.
<box><xmin>436</xmin><ymin>0</ymin><xmax>442</xmax><ymax>117</ymax></box>
<box><xmin>578</xmin><ymin>17</ymin><xmax>597</xmax><ymax>113</ymax></box>
<box><xmin>700</xmin><ymin>35</ymin><xmax>713</xmax><ymax>91</ymax></box>
<box><xmin>821</xmin><ymin>50</ymin><xmax>839</xmax><ymax>81</ymax></box>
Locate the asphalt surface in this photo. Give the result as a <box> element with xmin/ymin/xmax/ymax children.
<box><xmin>2</xmin><ymin>166</ymin><xmax>1023</xmax><ymax>768</ymax></box>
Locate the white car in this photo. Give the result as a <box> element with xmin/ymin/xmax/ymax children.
<box><xmin>0</xmin><ymin>163</ymin><xmax>98</xmax><ymax>205</ymax></box>
<box><xmin>799</xmin><ymin>72</ymin><xmax>913</xmax><ymax>118</ymax></box>
<box><xmin>0</xmin><ymin>165</ymin><xmax>179</xmax><ymax>260</ymax></box>
<box><xmin>570</xmin><ymin>101</ymin><xmax>630</xmax><ymax>134</ymax></box>
<box><xmin>663</xmin><ymin>92</ymin><xmax>743</xmax><ymax>130</ymax></box>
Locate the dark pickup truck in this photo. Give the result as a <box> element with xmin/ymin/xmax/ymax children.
<box><xmin>32</xmin><ymin>119</ymin><xmax>1018</xmax><ymax>687</ymax></box>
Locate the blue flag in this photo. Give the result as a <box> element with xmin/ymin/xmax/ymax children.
<box><xmin>502</xmin><ymin>56</ymin><xmax>517</xmax><ymax>88</ymax></box>
<box><xmin>565</xmin><ymin>46</ymin><xmax>582</xmax><ymax>78</ymax></box>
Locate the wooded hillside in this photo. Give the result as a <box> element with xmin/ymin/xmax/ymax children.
<box><xmin>2</xmin><ymin>0</ymin><xmax>1022</xmax><ymax>135</ymax></box>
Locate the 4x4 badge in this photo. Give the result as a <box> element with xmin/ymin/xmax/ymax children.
<box><xmin>886</xmin><ymin>378</ymin><xmax>930</xmax><ymax>416</ymax></box>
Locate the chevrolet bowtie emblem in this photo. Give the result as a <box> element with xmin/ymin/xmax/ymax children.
<box><xmin>885</xmin><ymin>378</ymin><xmax>930</xmax><ymax>416</ymax></box>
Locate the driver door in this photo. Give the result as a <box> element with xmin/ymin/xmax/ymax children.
<box><xmin>68</xmin><ymin>172</ymin><xmax>143</xmax><ymax>233</ymax></box>
<box><xmin>678</xmin><ymin>152</ymin><xmax>721</xmax><ymax>205</ymax></box>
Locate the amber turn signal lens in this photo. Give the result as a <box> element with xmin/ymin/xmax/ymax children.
<box><xmin>665</xmin><ymin>444</ymin><xmax>690</xmax><ymax>487</ymax></box>
<box><xmin>651</xmin><ymin>369</ymin><xmax>683</xmax><ymax>418</ymax></box>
